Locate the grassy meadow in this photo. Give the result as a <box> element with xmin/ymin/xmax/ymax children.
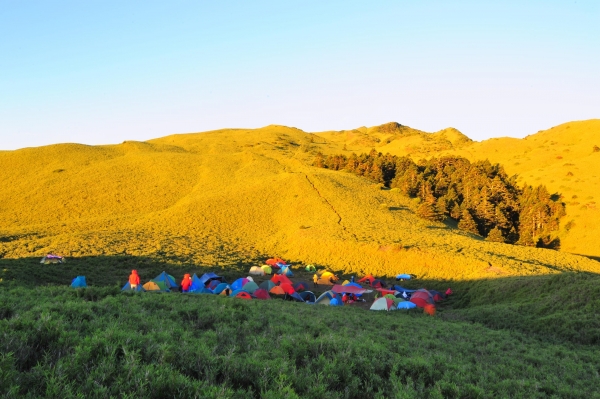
<box><xmin>2</xmin><ymin>121</ymin><xmax>600</xmax><ymax>397</ymax></box>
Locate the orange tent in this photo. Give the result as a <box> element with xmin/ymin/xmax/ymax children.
<box><xmin>269</xmin><ymin>286</ymin><xmax>286</xmax><ymax>295</ymax></box>
<box><xmin>235</xmin><ymin>292</ymin><xmax>252</xmax><ymax>300</ymax></box>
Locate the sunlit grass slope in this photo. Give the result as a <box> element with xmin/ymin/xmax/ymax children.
<box><xmin>1</xmin><ymin>124</ymin><xmax>599</xmax><ymax>280</ymax></box>
<box><xmin>315</xmin><ymin>119</ymin><xmax>600</xmax><ymax>258</ymax></box>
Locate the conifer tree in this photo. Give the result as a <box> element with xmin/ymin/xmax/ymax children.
<box><xmin>416</xmin><ymin>201</ymin><xmax>444</xmax><ymax>222</ymax></box>
<box><xmin>486</xmin><ymin>226</ymin><xmax>505</xmax><ymax>243</ymax></box>
<box><xmin>458</xmin><ymin>209</ymin><xmax>480</xmax><ymax>235</ymax></box>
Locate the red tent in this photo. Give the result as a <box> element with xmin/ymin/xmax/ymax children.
<box><xmin>253</xmin><ymin>288</ymin><xmax>271</xmax><ymax>300</ymax></box>
<box><xmin>358</xmin><ymin>274</ymin><xmax>375</xmax><ymax>284</ymax></box>
<box><xmin>235</xmin><ymin>292</ymin><xmax>252</xmax><ymax>300</ymax></box>
<box><xmin>271</xmin><ymin>274</ymin><xmax>292</xmax><ymax>286</ymax></box>
<box><xmin>266</xmin><ymin>257</ymin><xmax>286</xmax><ymax>266</ymax></box>
<box><xmin>376</xmin><ymin>288</ymin><xmax>396</xmax><ymax>296</ymax></box>
<box><xmin>332</xmin><ymin>284</ymin><xmax>366</xmax><ymax>295</ymax></box>
<box><xmin>410</xmin><ymin>289</ymin><xmax>435</xmax><ymax>308</ymax></box>
<box><xmin>279</xmin><ymin>283</ymin><xmax>296</xmax><ymax>295</ymax></box>
<box><xmin>433</xmin><ymin>294</ymin><xmax>444</xmax><ymax>302</ymax></box>
<box><xmin>371</xmin><ymin>279</ymin><xmax>387</xmax><ymax>288</ymax></box>
<box><xmin>294</xmin><ymin>282</ymin><xmax>309</xmax><ymax>292</ymax></box>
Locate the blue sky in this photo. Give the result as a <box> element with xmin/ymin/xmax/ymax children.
<box><xmin>1</xmin><ymin>1</ymin><xmax>598</xmax><ymax>149</ymax></box>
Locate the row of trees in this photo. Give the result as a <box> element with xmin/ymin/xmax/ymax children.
<box><xmin>314</xmin><ymin>150</ymin><xmax>565</xmax><ymax>248</ymax></box>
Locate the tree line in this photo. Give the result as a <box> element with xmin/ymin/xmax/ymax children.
<box><xmin>314</xmin><ymin>150</ymin><xmax>565</xmax><ymax>248</ymax></box>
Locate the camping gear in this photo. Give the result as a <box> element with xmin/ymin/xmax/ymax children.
<box><xmin>242</xmin><ymin>281</ymin><xmax>259</xmax><ymax>294</ymax></box>
<box><xmin>153</xmin><ymin>272</ymin><xmax>178</xmax><ymax>289</ymax></box>
<box><xmin>329</xmin><ymin>298</ymin><xmax>343</xmax><ymax>306</ymax></box>
<box><xmin>235</xmin><ymin>292</ymin><xmax>253</xmax><ymax>300</ymax></box>
<box><xmin>371</xmin><ymin>279</ymin><xmax>387</xmax><ymax>289</ymax></box>
<box><xmin>358</xmin><ymin>274</ymin><xmax>375</xmax><ymax>284</ymax></box>
<box><xmin>278</xmin><ymin>266</ymin><xmax>294</xmax><ymax>277</ymax></box>
<box><xmin>41</xmin><ymin>254</ymin><xmax>65</xmax><ymax>264</ymax></box>
<box><xmin>410</xmin><ymin>289</ymin><xmax>435</xmax><ymax>308</ymax></box>
<box><xmin>392</xmin><ymin>285</ymin><xmax>417</xmax><ymax>293</ymax></box>
<box><xmin>231</xmin><ymin>278</ymin><xmax>249</xmax><ymax>291</ymax></box>
<box><xmin>315</xmin><ymin>291</ymin><xmax>343</xmax><ymax>305</ymax></box>
<box><xmin>294</xmin><ymin>282</ymin><xmax>310</xmax><ymax>292</ymax></box>
<box><xmin>212</xmin><ymin>283</ymin><xmax>230</xmax><ymax>295</ymax></box>
<box><xmin>249</xmin><ymin>266</ymin><xmax>265</xmax><ymax>276</ymax></box>
<box><xmin>259</xmin><ymin>280</ymin><xmax>276</xmax><ymax>291</ymax></box>
<box><xmin>208</xmin><ymin>279</ymin><xmax>220</xmax><ymax>290</ymax></box>
<box><xmin>71</xmin><ymin>276</ymin><xmax>87</xmax><ymax>288</ymax></box>
<box><xmin>230</xmin><ymin>289</ymin><xmax>249</xmax><ymax>297</ymax></box>
<box><xmin>288</xmin><ymin>292</ymin><xmax>305</xmax><ymax>302</ymax></box>
<box><xmin>395</xmin><ymin>301</ymin><xmax>417</xmax><ymax>310</ymax></box>
<box><xmin>305</xmin><ymin>264</ymin><xmax>316</xmax><ymax>272</ymax></box>
<box><xmin>315</xmin><ymin>271</ymin><xmax>338</xmax><ymax>285</ymax></box>
<box><xmin>266</xmin><ymin>258</ymin><xmax>286</xmax><ymax>266</ymax></box>
<box><xmin>370</xmin><ymin>298</ymin><xmax>396</xmax><ymax>311</ymax></box>
<box><xmin>269</xmin><ymin>286</ymin><xmax>286</xmax><ymax>296</ymax></box>
<box><xmin>299</xmin><ymin>291</ymin><xmax>316</xmax><ymax>303</ymax></box>
<box><xmin>446</xmin><ymin>288</ymin><xmax>453</xmax><ymax>296</ymax></box>
<box><xmin>122</xmin><ymin>281</ymin><xmax>145</xmax><ymax>292</ymax></box>
<box><xmin>253</xmin><ymin>288</ymin><xmax>271</xmax><ymax>300</ymax></box>
<box><xmin>332</xmin><ymin>284</ymin><xmax>366</xmax><ymax>295</ymax></box>
<box><xmin>396</xmin><ymin>274</ymin><xmax>412</xmax><ymax>281</ymax></box>
<box><xmin>279</xmin><ymin>283</ymin><xmax>295</xmax><ymax>295</ymax></box>
<box><xmin>271</xmin><ymin>274</ymin><xmax>293</xmax><ymax>286</ymax></box>
<box><xmin>143</xmin><ymin>281</ymin><xmax>169</xmax><ymax>292</ymax></box>
<box><xmin>198</xmin><ymin>272</ymin><xmax>223</xmax><ymax>286</ymax></box>
<box><xmin>341</xmin><ymin>280</ymin><xmax>350</xmax><ymax>286</ymax></box>
<box><xmin>260</xmin><ymin>265</ymin><xmax>273</xmax><ymax>275</ymax></box>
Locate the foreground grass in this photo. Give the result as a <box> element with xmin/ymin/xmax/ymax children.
<box><xmin>1</xmin><ymin>285</ymin><xmax>600</xmax><ymax>398</ymax></box>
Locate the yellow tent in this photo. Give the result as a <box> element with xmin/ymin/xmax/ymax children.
<box><xmin>143</xmin><ymin>281</ymin><xmax>161</xmax><ymax>291</ymax></box>
<box><xmin>261</xmin><ymin>265</ymin><xmax>272</xmax><ymax>275</ymax></box>
<box><xmin>341</xmin><ymin>280</ymin><xmax>350</xmax><ymax>285</ymax></box>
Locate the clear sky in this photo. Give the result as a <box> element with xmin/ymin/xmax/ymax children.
<box><xmin>1</xmin><ymin>1</ymin><xmax>598</xmax><ymax>150</ymax></box>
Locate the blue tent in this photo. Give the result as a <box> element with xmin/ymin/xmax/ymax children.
<box><xmin>188</xmin><ymin>274</ymin><xmax>204</xmax><ymax>292</ymax></box>
<box><xmin>299</xmin><ymin>291</ymin><xmax>316</xmax><ymax>303</ymax></box>
<box><xmin>212</xmin><ymin>282</ymin><xmax>230</xmax><ymax>295</ymax></box>
<box><xmin>278</xmin><ymin>266</ymin><xmax>294</xmax><ymax>277</ymax></box>
<box><xmin>199</xmin><ymin>272</ymin><xmax>223</xmax><ymax>285</ymax></box>
<box><xmin>392</xmin><ymin>285</ymin><xmax>417</xmax><ymax>293</ymax></box>
<box><xmin>288</xmin><ymin>292</ymin><xmax>305</xmax><ymax>302</ymax></box>
<box><xmin>231</xmin><ymin>278</ymin><xmax>249</xmax><ymax>291</ymax></box>
<box><xmin>345</xmin><ymin>282</ymin><xmax>363</xmax><ymax>289</ymax></box>
<box><xmin>329</xmin><ymin>298</ymin><xmax>343</xmax><ymax>306</ymax></box>
<box><xmin>395</xmin><ymin>301</ymin><xmax>417</xmax><ymax>310</ymax></box>
<box><xmin>153</xmin><ymin>271</ymin><xmax>178</xmax><ymax>289</ymax></box>
<box><xmin>396</xmin><ymin>274</ymin><xmax>412</xmax><ymax>280</ymax></box>
<box><xmin>121</xmin><ymin>281</ymin><xmax>145</xmax><ymax>292</ymax></box>
<box><xmin>71</xmin><ymin>276</ymin><xmax>87</xmax><ymax>288</ymax></box>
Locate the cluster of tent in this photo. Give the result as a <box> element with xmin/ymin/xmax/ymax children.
<box><xmin>41</xmin><ymin>254</ymin><xmax>65</xmax><ymax>264</ymax></box>
<box><xmin>248</xmin><ymin>258</ymin><xmax>294</xmax><ymax>277</ymax></box>
<box><xmin>74</xmin><ymin>260</ymin><xmax>451</xmax><ymax>315</ymax></box>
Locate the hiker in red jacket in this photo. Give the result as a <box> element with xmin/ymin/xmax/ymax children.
<box><xmin>129</xmin><ymin>270</ymin><xmax>140</xmax><ymax>290</ymax></box>
<box><xmin>181</xmin><ymin>273</ymin><xmax>192</xmax><ymax>293</ymax></box>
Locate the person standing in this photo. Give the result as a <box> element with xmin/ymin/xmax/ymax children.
<box><xmin>181</xmin><ymin>273</ymin><xmax>192</xmax><ymax>293</ymax></box>
<box><xmin>313</xmin><ymin>274</ymin><xmax>319</xmax><ymax>287</ymax></box>
<box><xmin>129</xmin><ymin>270</ymin><xmax>140</xmax><ymax>290</ymax></box>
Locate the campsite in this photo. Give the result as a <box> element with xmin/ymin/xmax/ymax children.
<box><xmin>3</xmin><ymin>252</ymin><xmax>600</xmax><ymax>397</ymax></box>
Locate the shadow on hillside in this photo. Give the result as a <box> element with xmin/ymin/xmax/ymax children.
<box><xmin>573</xmin><ymin>253</ymin><xmax>600</xmax><ymax>263</ymax></box>
<box><xmin>0</xmin><ymin>255</ymin><xmax>262</xmax><ymax>288</ymax></box>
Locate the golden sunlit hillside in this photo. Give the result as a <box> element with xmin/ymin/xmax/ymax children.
<box><xmin>1</xmin><ymin>123</ymin><xmax>599</xmax><ymax>279</ymax></box>
<box><xmin>315</xmin><ymin>119</ymin><xmax>600</xmax><ymax>258</ymax></box>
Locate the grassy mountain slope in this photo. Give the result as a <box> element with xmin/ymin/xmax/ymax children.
<box><xmin>1</xmin><ymin>125</ymin><xmax>599</xmax><ymax>280</ymax></box>
<box><xmin>315</xmin><ymin>119</ymin><xmax>600</xmax><ymax>258</ymax></box>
